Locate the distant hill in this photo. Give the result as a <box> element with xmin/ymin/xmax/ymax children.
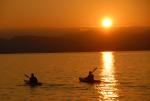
<box><xmin>0</xmin><ymin>27</ymin><xmax>150</xmax><ymax>53</ymax></box>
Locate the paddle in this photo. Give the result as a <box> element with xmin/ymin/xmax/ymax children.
<box><xmin>91</xmin><ymin>67</ymin><xmax>98</xmax><ymax>73</ymax></box>
<box><xmin>24</xmin><ymin>74</ymin><xmax>30</xmax><ymax>78</ymax></box>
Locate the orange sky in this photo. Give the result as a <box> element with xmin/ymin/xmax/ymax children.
<box><xmin>0</xmin><ymin>0</ymin><xmax>150</xmax><ymax>29</ymax></box>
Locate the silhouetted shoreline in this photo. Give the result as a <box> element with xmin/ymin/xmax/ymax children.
<box><xmin>0</xmin><ymin>27</ymin><xmax>150</xmax><ymax>53</ymax></box>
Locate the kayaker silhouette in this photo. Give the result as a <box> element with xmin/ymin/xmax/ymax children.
<box><xmin>79</xmin><ymin>67</ymin><xmax>101</xmax><ymax>83</ymax></box>
<box><xmin>24</xmin><ymin>73</ymin><xmax>42</xmax><ymax>86</ymax></box>
<box><xmin>85</xmin><ymin>71</ymin><xmax>94</xmax><ymax>81</ymax></box>
<box><xmin>29</xmin><ymin>73</ymin><xmax>38</xmax><ymax>84</ymax></box>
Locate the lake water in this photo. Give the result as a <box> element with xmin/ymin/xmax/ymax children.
<box><xmin>0</xmin><ymin>51</ymin><xmax>149</xmax><ymax>101</ymax></box>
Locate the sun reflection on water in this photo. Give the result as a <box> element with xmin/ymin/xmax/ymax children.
<box><xmin>96</xmin><ymin>52</ymin><xmax>119</xmax><ymax>101</ymax></box>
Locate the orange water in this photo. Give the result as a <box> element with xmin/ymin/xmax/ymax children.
<box><xmin>0</xmin><ymin>51</ymin><xmax>149</xmax><ymax>101</ymax></box>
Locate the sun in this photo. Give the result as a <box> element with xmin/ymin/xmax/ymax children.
<box><xmin>102</xmin><ymin>18</ymin><xmax>113</xmax><ymax>28</ymax></box>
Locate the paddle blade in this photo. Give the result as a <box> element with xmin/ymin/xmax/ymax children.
<box><xmin>92</xmin><ymin>67</ymin><xmax>98</xmax><ymax>73</ymax></box>
<box><xmin>24</xmin><ymin>74</ymin><xmax>29</xmax><ymax>78</ymax></box>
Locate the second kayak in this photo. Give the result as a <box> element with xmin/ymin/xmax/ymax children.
<box><xmin>79</xmin><ymin>77</ymin><xmax>101</xmax><ymax>84</ymax></box>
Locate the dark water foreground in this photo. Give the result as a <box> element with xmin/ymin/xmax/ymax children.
<box><xmin>0</xmin><ymin>51</ymin><xmax>149</xmax><ymax>101</ymax></box>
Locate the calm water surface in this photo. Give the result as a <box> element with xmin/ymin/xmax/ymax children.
<box><xmin>0</xmin><ymin>51</ymin><xmax>149</xmax><ymax>101</ymax></box>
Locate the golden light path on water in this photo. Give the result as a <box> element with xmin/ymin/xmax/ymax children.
<box><xmin>96</xmin><ymin>52</ymin><xmax>119</xmax><ymax>101</ymax></box>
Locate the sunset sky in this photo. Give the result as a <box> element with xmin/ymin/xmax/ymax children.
<box><xmin>0</xmin><ymin>0</ymin><xmax>150</xmax><ymax>29</ymax></box>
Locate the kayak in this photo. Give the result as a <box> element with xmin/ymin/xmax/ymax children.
<box><xmin>24</xmin><ymin>80</ymin><xmax>42</xmax><ymax>86</ymax></box>
<box><xmin>79</xmin><ymin>77</ymin><xmax>101</xmax><ymax>84</ymax></box>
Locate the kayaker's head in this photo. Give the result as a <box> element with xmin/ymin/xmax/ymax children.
<box><xmin>89</xmin><ymin>71</ymin><xmax>92</xmax><ymax>74</ymax></box>
<box><xmin>31</xmin><ymin>73</ymin><xmax>34</xmax><ymax>77</ymax></box>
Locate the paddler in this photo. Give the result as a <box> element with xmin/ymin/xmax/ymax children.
<box><xmin>85</xmin><ymin>71</ymin><xmax>94</xmax><ymax>81</ymax></box>
<box><xmin>29</xmin><ymin>73</ymin><xmax>38</xmax><ymax>84</ymax></box>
